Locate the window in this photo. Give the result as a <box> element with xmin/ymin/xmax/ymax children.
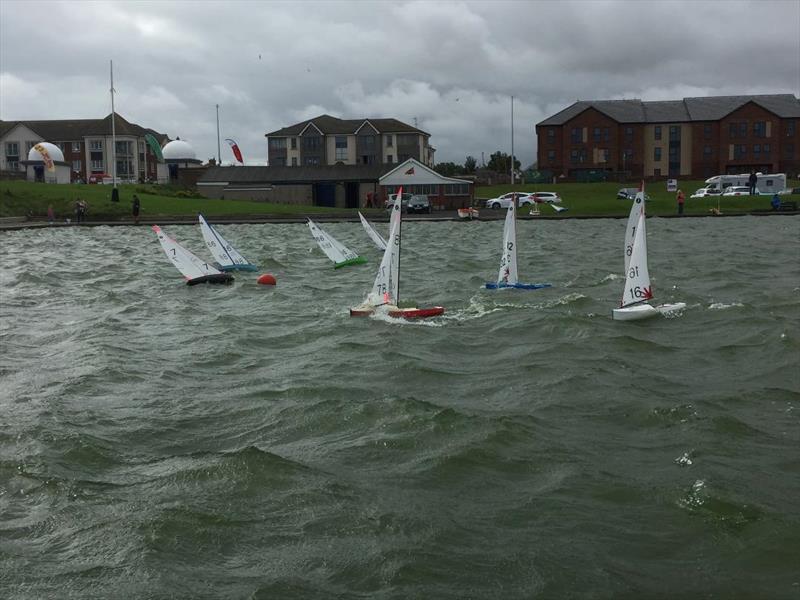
<box><xmin>593</xmin><ymin>127</ymin><xmax>601</xmax><ymax>142</ymax></box>
<box><xmin>739</xmin><ymin>122</ymin><xmax>747</xmax><ymax>137</ymax></box>
<box><xmin>291</xmin><ymin>157</ymin><xmax>297</xmax><ymax>166</ymax></box>
<box><xmin>704</xmin><ymin>124</ymin><xmax>712</xmax><ymax>139</ymax></box>
<box><xmin>116</xmin><ymin>140</ymin><xmax>132</xmax><ymax>155</ymax></box>
<box><xmin>5</xmin><ymin>142</ymin><xmax>19</xmax><ymax>157</ymax></box>
<box><xmin>734</xmin><ymin>144</ymin><xmax>747</xmax><ymax>159</ymax></box>
<box><xmin>654</xmin><ymin>147</ymin><xmax>662</xmax><ymax>161</ymax></box>
<box><xmin>547</xmin><ymin>128</ymin><xmax>555</xmax><ymax>144</ymax></box>
<box><xmin>703</xmin><ymin>145</ymin><xmax>712</xmax><ymax>157</ymax></box>
<box><xmin>290</xmin><ymin>137</ymin><xmax>297</xmax><ymax>150</ymax></box>
<box><xmin>654</xmin><ymin>126</ymin><xmax>662</xmax><ymax>141</ymax></box>
<box><xmin>386</xmin><ymin>155</ymin><xmax>393</xmax><ymax>163</ymax></box>
<box><xmin>729</xmin><ymin>123</ymin><xmax>737</xmax><ymax>138</ymax></box>
<box><xmin>138</xmin><ymin>141</ymin><xmax>145</xmax><ymax>153</ymax></box>
<box><xmin>445</xmin><ymin>184</ymin><xmax>469</xmax><ymax>195</ymax></box>
<box><xmin>268</xmin><ymin>138</ymin><xmax>286</xmax><ymax>150</ymax></box>
<box><xmin>668</xmin><ymin>146</ymin><xmax>678</xmax><ymax>158</ymax></box>
<box><xmin>396</xmin><ymin>134</ymin><xmax>416</xmax><ymax>146</ymax></box>
<box><xmin>763</xmin><ymin>143</ymin><xmax>770</xmax><ymax>155</ymax></box>
<box><xmin>753</xmin><ymin>121</ymin><xmax>766</xmax><ymax>138</ymax></box>
<box><xmin>547</xmin><ymin>150</ymin><xmax>555</xmax><ymax>162</ymax></box>
<box><xmin>360</xmin><ymin>134</ymin><xmax>376</xmax><ymax>150</ymax></box>
<box><xmin>654</xmin><ymin>168</ymin><xmax>661</xmax><ymax>176</ymax></box>
<box><xmin>26</xmin><ymin>141</ymin><xmax>37</xmax><ymax>153</ymax></box>
<box><xmin>89</xmin><ymin>140</ymin><xmax>103</xmax><ymax>150</ymax></box>
<box><xmin>304</xmin><ymin>156</ymin><xmax>320</xmax><ymax>166</ymax></box>
<box><xmin>753</xmin><ymin>144</ymin><xmax>761</xmax><ymax>155</ymax></box>
<box><xmin>386</xmin><ymin>135</ymin><xmax>393</xmax><ymax>147</ymax></box>
<box><xmin>570</xmin><ymin>149</ymin><xmax>579</xmax><ymax>164</ymax></box>
<box><xmin>624</xmin><ymin>127</ymin><xmax>633</xmax><ymax>141</ymax></box>
<box><xmin>599</xmin><ymin>148</ymin><xmax>609</xmax><ymax>163</ymax></box>
<box><xmin>786</xmin><ymin>143</ymin><xmax>795</xmax><ymax>158</ymax></box>
<box><xmin>72</xmin><ymin>160</ymin><xmax>81</xmax><ymax>172</ymax></box>
<box><xmin>669</xmin><ymin>126</ymin><xmax>680</xmax><ymax>141</ymax></box>
<box><xmin>90</xmin><ymin>159</ymin><xmax>104</xmax><ymax>170</ymax></box>
<box><xmin>72</xmin><ymin>142</ymin><xmax>81</xmax><ymax>152</ymax></box>
<box><xmin>335</xmin><ymin>136</ymin><xmax>348</xmax><ymax>161</ymax></box>
<box><xmin>570</xmin><ymin>128</ymin><xmax>581</xmax><ymax>143</ymax></box>
<box><xmin>302</xmin><ymin>136</ymin><xmax>318</xmax><ymax>151</ymax></box>
<box><xmin>623</xmin><ymin>148</ymin><xmax>633</xmax><ymax>161</ymax></box>
<box><xmin>603</xmin><ymin>127</ymin><xmax>610</xmax><ymax>142</ymax></box>
<box><xmin>786</xmin><ymin>121</ymin><xmax>796</xmax><ymax>136</ymax></box>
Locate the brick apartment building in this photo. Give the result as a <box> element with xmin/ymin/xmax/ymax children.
<box><xmin>266</xmin><ymin>114</ymin><xmax>435</xmax><ymax>168</ymax></box>
<box><xmin>0</xmin><ymin>114</ymin><xmax>169</xmax><ymax>183</ymax></box>
<box><xmin>536</xmin><ymin>94</ymin><xmax>800</xmax><ymax>181</ymax></box>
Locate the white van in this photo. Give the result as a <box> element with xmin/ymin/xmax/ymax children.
<box><xmin>703</xmin><ymin>173</ymin><xmax>786</xmax><ymax>194</ymax></box>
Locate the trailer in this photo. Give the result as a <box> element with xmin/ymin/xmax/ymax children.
<box><xmin>703</xmin><ymin>173</ymin><xmax>787</xmax><ymax>194</ymax></box>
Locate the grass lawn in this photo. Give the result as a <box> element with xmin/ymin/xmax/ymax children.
<box><xmin>1</xmin><ymin>178</ymin><xmax>796</xmax><ymax>221</ymax></box>
<box><xmin>0</xmin><ymin>181</ymin><xmax>360</xmax><ymax>221</ymax></box>
<box><xmin>475</xmin><ymin>180</ymin><xmax>798</xmax><ymax>217</ymax></box>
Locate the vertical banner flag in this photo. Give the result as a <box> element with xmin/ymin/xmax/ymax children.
<box><xmin>144</xmin><ymin>134</ymin><xmax>164</xmax><ymax>161</ymax></box>
<box><xmin>33</xmin><ymin>143</ymin><xmax>55</xmax><ymax>172</ymax></box>
<box><xmin>226</xmin><ymin>139</ymin><xmax>244</xmax><ymax>164</ymax></box>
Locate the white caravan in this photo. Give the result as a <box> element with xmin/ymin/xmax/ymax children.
<box><xmin>703</xmin><ymin>173</ymin><xmax>787</xmax><ymax>195</ymax></box>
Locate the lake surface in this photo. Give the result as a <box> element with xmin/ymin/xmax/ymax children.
<box><xmin>1</xmin><ymin>215</ymin><xmax>798</xmax><ymax>599</ymax></box>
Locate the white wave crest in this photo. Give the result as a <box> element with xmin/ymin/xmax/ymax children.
<box><xmin>709</xmin><ymin>302</ymin><xmax>744</xmax><ymax>310</ymax></box>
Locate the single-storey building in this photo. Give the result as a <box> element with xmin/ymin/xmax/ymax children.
<box><xmin>196</xmin><ymin>158</ymin><xmax>473</xmax><ymax>209</ymax></box>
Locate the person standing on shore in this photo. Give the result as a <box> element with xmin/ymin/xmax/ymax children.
<box><xmin>676</xmin><ymin>189</ymin><xmax>685</xmax><ymax>215</ymax></box>
<box><xmin>748</xmin><ymin>170</ymin><xmax>758</xmax><ymax>195</ymax></box>
<box><xmin>132</xmin><ymin>194</ymin><xmax>141</xmax><ymax>224</ymax></box>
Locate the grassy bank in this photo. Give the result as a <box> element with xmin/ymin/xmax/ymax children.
<box><xmin>1</xmin><ymin>178</ymin><xmax>796</xmax><ymax>221</ymax></box>
<box><xmin>476</xmin><ymin>180</ymin><xmax>798</xmax><ymax>217</ymax></box>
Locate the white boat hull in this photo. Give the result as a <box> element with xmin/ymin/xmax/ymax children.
<box><xmin>613</xmin><ymin>302</ymin><xmax>686</xmax><ymax>321</ymax></box>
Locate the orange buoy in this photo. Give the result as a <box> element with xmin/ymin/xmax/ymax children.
<box><xmin>256</xmin><ymin>273</ymin><xmax>276</xmax><ymax>285</ymax></box>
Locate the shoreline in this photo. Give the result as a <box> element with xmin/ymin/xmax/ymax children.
<box><xmin>1</xmin><ymin>209</ymin><xmax>797</xmax><ymax>231</ymax></box>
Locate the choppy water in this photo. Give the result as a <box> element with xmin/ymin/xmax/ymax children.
<box><xmin>1</xmin><ymin>215</ymin><xmax>799</xmax><ymax>599</ymax></box>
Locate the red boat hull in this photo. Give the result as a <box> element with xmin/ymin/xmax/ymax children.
<box><xmin>349</xmin><ymin>306</ymin><xmax>445</xmax><ymax>319</ymax></box>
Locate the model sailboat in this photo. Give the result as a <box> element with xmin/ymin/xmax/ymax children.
<box><xmin>198</xmin><ymin>214</ymin><xmax>258</xmax><ymax>271</ymax></box>
<box><xmin>358</xmin><ymin>211</ymin><xmax>387</xmax><ymax>250</ymax></box>
<box><xmin>350</xmin><ymin>188</ymin><xmax>444</xmax><ymax>319</ymax></box>
<box><xmin>152</xmin><ymin>225</ymin><xmax>234</xmax><ymax>285</ymax></box>
<box><xmin>612</xmin><ymin>186</ymin><xmax>685</xmax><ymax>321</ymax></box>
<box><xmin>485</xmin><ymin>198</ymin><xmax>551</xmax><ymax>290</ymax></box>
<box><xmin>307</xmin><ymin>219</ymin><xmax>367</xmax><ymax>268</ymax></box>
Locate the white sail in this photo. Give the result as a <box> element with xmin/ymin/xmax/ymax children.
<box><xmin>198</xmin><ymin>215</ymin><xmax>251</xmax><ymax>268</ymax></box>
<box><xmin>308</xmin><ymin>219</ymin><xmax>360</xmax><ymax>265</ymax></box>
<box><xmin>152</xmin><ymin>225</ymin><xmax>223</xmax><ymax>280</ymax></box>
<box><xmin>497</xmin><ymin>201</ymin><xmax>519</xmax><ymax>285</ymax></box>
<box><xmin>367</xmin><ymin>197</ymin><xmax>402</xmax><ymax>306</ymax></box>
<box><xmin>619</xmin><ymin>212</ymin><xmax>653</xmax><ymax>308</ymax></box>
<box><xmin>624</xmin><ymin>189</ymin><xmax>646</xmax><ymax>273</ymax></box>
<box><xmin>358</xmin><ymin>212</ymin><xmax>387</xmax><ymax>250</ymax></box>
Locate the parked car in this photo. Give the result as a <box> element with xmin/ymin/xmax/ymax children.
<box><xmin>530</xmin><ymin>191</ymin><xmax>562</xmax><ymax>204</ymax></box>
<box><xmin>385</xmin><ymin>192</ymin><xmax>412</xmax><ymax>209</ymax></box>
<box><xmin>721</xmin><ymin>186</ymin><xmax>753</xmax><ymax>197</ymax></box>
<box><xmin>484</xmin><ymin>192</ymin><xmax>534</xmax><ymax>209</ymax></box>
<box><xmin>617</xmin><ymin>188</ymin><xmax>650</xmax><ymax>201</ymax></box>
<box><xmin>406</xmin><ymin>194</ymin><xmax>431</xmax><ymax>214</ymax></box>
<box><xmin>87</xmin><ymin>173</ymin><xmax>110</xmax><ymax>184</ymax></box>
<box><xmin>690</xmin><ymin>187</ymin><xmax>722</xmax><ymax>199</ymax></box>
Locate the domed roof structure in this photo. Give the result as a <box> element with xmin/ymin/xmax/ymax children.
<box><xmin>162</xmin><ymin>139</ymin><xmax>196</xmax><ymax>160</ymax></box>
<box><xmin>27</xmin><ymin>142</ymin><xmax>65</xmax><ymax>163</ymax></box>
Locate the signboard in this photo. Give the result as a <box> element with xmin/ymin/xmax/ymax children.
<box><xmin>667</xmin><ymin>179</ymin><xmax>678</xmax><ymax>192</ymax></box>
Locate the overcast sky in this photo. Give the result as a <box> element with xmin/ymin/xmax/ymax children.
<box><xmin>1</xmin><ymin>0</ymin><xmax>798</xmax><ymax>167</ymax></box>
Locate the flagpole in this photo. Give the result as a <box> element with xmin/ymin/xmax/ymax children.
<box><xmin>216</xmin><ymin>104</ymin><xmax>221</xmax><ymax>165</ymax></box>
<box><xmin>110</xmin><ymin>60</ymin><xmax>119</xmax><ymax>202</ymax></box>
<box><xmin>510</xmin><ymin>95</ymin><xmax>514</xmax><ymax>187</ymax></box>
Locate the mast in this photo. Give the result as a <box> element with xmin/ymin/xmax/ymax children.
<box><xmin>216</xmin><ymin>104</ymin><xmax>221</xmax><ymax>165</ymax></box>
<box><xmin>396</xmin><ymin>201</ymin><xmax>402</xmax><ymax>306</ymax></box>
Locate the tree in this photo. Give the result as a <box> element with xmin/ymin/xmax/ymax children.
<box><xmin>464</xmin><ymin>155</ymin><xmax>477</xmax><ymax>174</ymax></box>
<box><xmin>486</xmin><ymin>151</ymin><xmax>521</xmax><ymax>174</ymax></box>
<box><xmin>434</xmin><ymin>162</ymin><xmax>464</xmax><ymax>177</ymax></box>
